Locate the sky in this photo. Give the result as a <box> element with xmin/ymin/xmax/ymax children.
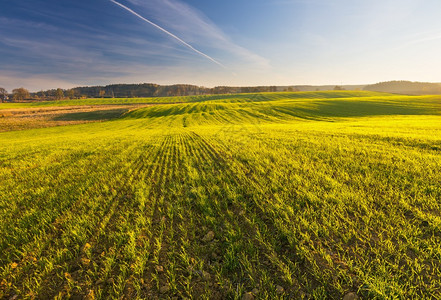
<box><xmin>1</xmin><ymin>0</ymin><xmax>441</xmax><ymax>91</ymax></box>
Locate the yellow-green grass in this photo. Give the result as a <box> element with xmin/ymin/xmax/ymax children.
<box><xmin>0</xmin><ymin>90</ymin><xmax>398</xmax><ymax>110</ymax></box>
<box><xmin>0</xmin><ymin>97</ymin><xmax>182</xmax><ymax>110</ymax></box>
<box><xmin>0</xmin><ymin>92</ymin><xmax>440</xmax><ymax>299</ymax></box>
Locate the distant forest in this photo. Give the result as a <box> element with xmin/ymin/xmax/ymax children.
<box><xmin>27</xmin><ymin>83</ymin><xmax>364</xmax><ymax>100</ymax></box>
<box><xmin>2</xmin><ymin>81</ymin><xmax>441</xmax><ymax>102</ymax></box>
<box><xmin>32</xmin><ymin>84</ymin><xmax>279</xmax><ymax>100</ymax></box>
<box><xmin>44</xmin><ymin>81</ymin><xmax>441</xmax><ymax>99</ymax></box>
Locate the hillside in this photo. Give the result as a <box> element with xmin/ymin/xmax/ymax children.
<box><xmin>1</xmin><ymin>91</ymin><xmax>441</xmax><ymax>299</ymax></box>
<box><xmin>364</xmin><ymin>80</ymin><xmax>441</xmax><ymax>95</ymax></box>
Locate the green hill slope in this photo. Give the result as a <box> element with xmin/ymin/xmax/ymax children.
<box><xmin>124</xmin><ymin>92</ymin><xmax>441</xmax><ymax>126</ymax></box>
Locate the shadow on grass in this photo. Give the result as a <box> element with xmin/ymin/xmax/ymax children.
<box><xmin>291</xmin><ymin>100</ymin><xmax>436</xmax><ymax>118</ymax></box>
<box><xmin>52</xmin><ymin>108</ymin><xmax>129</xmax><ymax>121</ymax></box>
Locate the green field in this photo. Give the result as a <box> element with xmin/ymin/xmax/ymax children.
<box><xmin>1</xmin><ymin>91</ymin><xmax>441</xmax><ymax>299</ymax></box>
<box><xmin>0</xmin><ymin>93</ymin><xmax>283</xmax><ymax>109</ymax></box>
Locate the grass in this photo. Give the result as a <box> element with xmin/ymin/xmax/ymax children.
<box><xmin>0</xmin><ymin>91</ymin><xmax>441</xmax><ymax>299</ymax></box>
<box><xmin>0</xmin><ymin>90</ymin><xmax>398</xmax><ymax>110</ymax></box>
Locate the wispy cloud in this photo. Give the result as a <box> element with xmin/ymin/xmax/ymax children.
<box><xmin>406</xmin><ymin>32</ymin><xmax>441</xmax><ymax>46</ymax></box>
<box><xmin>124</xmin><ymin>0</ymin><xmax>270</xmax><ymax>68</ymax></box>
<box><xmin>110</xmin><ymin>0</ymin><xmax>227</xmax><ymax>68</ymax></box>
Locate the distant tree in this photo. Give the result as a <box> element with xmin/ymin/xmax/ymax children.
<box><xmin>99</xmin><ymin>90</ymin><xmax>106</xmax><ymax>98</ymax></box>
<box><xmin>12</xmin><ymin>88</ymin><xmax>30</xmax><ymax>101</ymax></box>
<box><xmin>0</xmin><ymin>87</ymin><xmax>7</xmax><ymax>102</ymax></box>
<box><xmin>67</xmin><ymin>89</ymin><xmax>76</xmax><ymax>99</ymax></box>
<box><xmin>334</xmin><ymin>85</ymin><xmax>345</xmax><ymax>90</ymax></box>
<box><xmin>55</xmin><ymin>88</ymin><xmax>64</xmax><ymax>100</ymax></box>
<box><xmin>38</xmin><ymin>91</ymin><xmax>47</xmax><ymax>100</ymax></box>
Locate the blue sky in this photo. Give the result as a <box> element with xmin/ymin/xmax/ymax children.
<box><xmin>1</xmin><ymin>0</ymin><xmax>441</xmax><ymax>91</ymax></box>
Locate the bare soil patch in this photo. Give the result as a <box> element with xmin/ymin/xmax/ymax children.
<box><xmin>0</xmin><ymin>104</ymin><xmax>151</xmax><ymax>132</ymax></box>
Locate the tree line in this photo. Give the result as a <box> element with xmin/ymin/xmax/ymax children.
<box><xmin>0</xmin><ymin>87</ymin><xmax>33</xmax><ymax>102</ymax></box>
<box><xmin>0</xmin><ymin>84</ymin><xmax>282</xmax><ymax>102</ymax></box>
<box><xmin>4</xmin><ymin>81</ymin><xmax>410</xmax><ymax>103</ymax></box>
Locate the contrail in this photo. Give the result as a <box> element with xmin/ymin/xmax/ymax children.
<box><xmin>110</xmin><ymin>0</ymin><xmax>226</xmax><ymax>68</ymax></box>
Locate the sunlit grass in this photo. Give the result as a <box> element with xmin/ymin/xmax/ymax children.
<box><xmin>0</xmin><ymin>90</ymin><xmax>400</xmax><ymax>110</ymax></box>
<box><xmin>1</xmin><ymin>91</ymin><xmax>440</xmax><ymax>299</ymax></box>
